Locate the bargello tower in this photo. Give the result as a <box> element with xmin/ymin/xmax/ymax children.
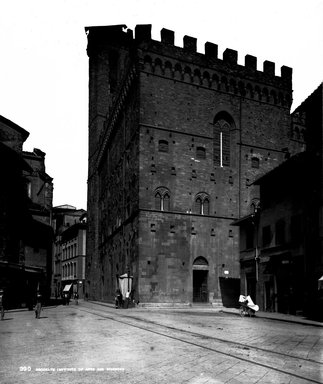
<box><xmin>85</xmin><ymin>24</ymin><xmax>303</xmax><ymax>305</ymax></box>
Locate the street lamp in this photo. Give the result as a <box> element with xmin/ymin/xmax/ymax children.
<box><xmin>251</xmin><ymin>202</ymin><xmax>260</xmax><ymax>281</ymax></box>
<box><xmin>127</xmin><ymin>267</ymin><xmax>130</xmax><ymax>293</ymax></box>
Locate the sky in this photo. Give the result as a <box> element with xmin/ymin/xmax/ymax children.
<box><xmin>0</xmin><ymin>0</ymin><xmax>322</xmax><ymax>210</ymax></box>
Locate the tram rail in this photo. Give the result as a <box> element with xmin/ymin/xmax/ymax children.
<box><xmin>76</xmin><ymin>305</ymin><xmax>323</xmax><ymax>383</ymax></box>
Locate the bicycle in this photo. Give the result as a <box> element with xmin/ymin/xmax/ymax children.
<box><xmin>239</xmin><ymin>301</ymin><xmax>255</xmax><ymax>317</ymax></box>
<box><xmin>238</xmin><ymin>295</ymin><xmax>259</xmax><ymax>317</ymax></box>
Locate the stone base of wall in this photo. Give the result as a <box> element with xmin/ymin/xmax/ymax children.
<box><xmin>138</xmin><ymin>302</ymin><xmax>191</xmax><ymax>308</ymax></box>
<box><xmin>138</xmin><ymin>300</ymin><xmax>224</xmax><ymax>309</ymax></box>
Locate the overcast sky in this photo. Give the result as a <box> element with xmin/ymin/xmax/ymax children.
<box><xmin>0</xmin><ymin>0</ymin><xmax>322</xmax><ymax>210</ymax></box>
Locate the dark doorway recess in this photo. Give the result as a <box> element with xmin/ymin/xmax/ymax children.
<box><xmin>219</xmin><ymin>277</ymin><xmax>240</xmax><ymax>308</ymax></box>
<box><xmin>193</xmin><ymin>270</ymin><xmax>208</xmax><ymax>302</ymax></box>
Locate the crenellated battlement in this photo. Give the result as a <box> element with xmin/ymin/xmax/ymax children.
<box><xmin>86</xmin><ymin>24</ymin><xmax>292</xmax><ymax>83</ymax></box>
<box><xmin>86</xmin><ymin>24</ymin><xmax>292</xmax><ymax>107</ymax></box>
<box><xmin>132</xmin><ymin>25</ymin><xmax>292</xmax><ymax>83</ymax></box>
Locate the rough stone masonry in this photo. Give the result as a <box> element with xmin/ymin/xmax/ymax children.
<box><xmin>85</xmin><ymin>24</ymin><xmax>304</xmax><ymax>305</ymax></box>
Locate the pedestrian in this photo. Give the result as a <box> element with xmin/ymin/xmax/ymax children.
<box><xmin>125</xmin><ymin>290</ymin><xmax>130</xmax><ymax>309</ymax></box>
<box><xmin>35</xmin><ymin>293</ymin><xmax>42</xmax><ymax>319</ymax></box>
<box><xmin>66</xmin><ymin>293</ymin><xmax>70</xmax><ymax>305</ymax></box>
<box><xmin>115</xmin><ymin>289</ymin><xmax>122</xmax><ymax>309</ymax></box>
<box><xmin>74</xmin><ymin>292</ymin><xmax>79</xmax><ymax>305</ymax></box>
<box><xmin>131</xmin><ymin>289</ymin><xmax>139</xmax><ymax>306</ymax></box>
<box><xmin>0</xmin><ymin>289</ymin><xmax>5</xmax><ymax>320</ymax></box>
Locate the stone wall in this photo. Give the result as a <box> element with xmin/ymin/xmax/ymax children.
<box><xmin>85</xmin><ymin>24</ymin><xmax>304</xmax><ymax>304</ymax></box>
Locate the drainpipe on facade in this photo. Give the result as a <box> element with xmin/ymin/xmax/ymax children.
<box><xmin>239</xmin><ymin>98</ymin><xmax>242</xmax><ymax>219</ymax></box>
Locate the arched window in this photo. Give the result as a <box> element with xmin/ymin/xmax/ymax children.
<box><xmin>194</xmin><ymin>197</ymin><xmax>202</xmax><ymax>214</ymax></box>
<box><xmin>203</xmin><ymin>198</ymin><xmax>210</xmax><ymax>215</ymax></box>
<box><xmin>213</xmin><ymin>112</ymin><xmax>234</xmax><ymax>167</ymax></box>
<box><xmin>194</xmin><ymin>193</ymin><xmax>210</xmax><ymax>215</ymax></box>
<box><xmin>163</xmin><ymin>193</ymin><xmax>170</xmax><ymax>211</ymax></box>
<box><xmin>155</xmin><ymin>192</ymin><xmax>162</xmax><ymax>210</ymax></box>
<box><xmin>154</xmin><ymin>187</ymin><xmax>171</xmax><ymax>211</ymax></box>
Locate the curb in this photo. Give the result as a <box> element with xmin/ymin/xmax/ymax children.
<box><xmin>86</xmin><ymin>300</ymin><xmax>225</xmax><ymax>311</ymax></box>
<box><xmin>221</xmin><ymin>308</ymin><xmax>323</xmax><ymax>327</ymax></box>
<box><xmin>85</xmin><ymin>300</ymin><xmax>323</xmax><ymax>326</ymax></box>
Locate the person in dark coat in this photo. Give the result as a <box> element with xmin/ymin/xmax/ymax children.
<box><xmin>0</xmin><ymin>289</ymin><xmax>4</xmax><ymax>320</ymax></box>
<box><xmin>35</xmin><ymin>293</ymin><xmax>42</xmax><ymax>319</ymax></box>
<box><xmin>115</xmin><ymin>289</ymin><xmax>122</xmax><ymax>309</ymax></box>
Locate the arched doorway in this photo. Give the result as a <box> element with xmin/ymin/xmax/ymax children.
<box><xmin>193</xmin><ymin>257</ymin><xmax>209</xmax><ymax>303</ymax></box>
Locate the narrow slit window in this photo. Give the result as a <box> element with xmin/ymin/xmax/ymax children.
<box><xmin>158</xmin><ymin>140</ymin><xmax>169</xmax><ymax>152</ymax></box>
<box><xmin>214</xmin><ymin>116</ymin><xmax>232</xmax><ymax>167</ymax></box>
<box><xmin>251</xmin><ymin>157</ymin><xmax>260</xmax><ymax>168</ymax></box>
<box><xmin>196</xmin><ymin>146</ymin><xmax>206</xmax><ymax>159</ymax></box>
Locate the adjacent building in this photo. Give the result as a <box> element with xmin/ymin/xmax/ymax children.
<box><xmin>51</xmin><ymin>205</ymin><xmax>86</xmax><ymax>298</ymax></box>
<box><xmin>22</xmin><ymin>148</ymin><xmax>54</xmax><ymax>302</ymax></box>
<box><xmin>0</xmin><ymin>115</ymin><xmax>53</xmax><ymax>308</ymax></box>
<box><xmin>234</xmin><ymin>83</ymin><xmax>323</xmax><ymax>320</ymax></box>
<box><xmin>60</xmin><ymin>214</ymin><xmax>87</xmax><ymax>299</ymax></box>
<box><xmin>85</xmin><ymin>24</ymin><xmax>304</xmax><ymax>305</ymax></box>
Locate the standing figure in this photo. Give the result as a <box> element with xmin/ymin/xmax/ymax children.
<box><xmin>0</xmin><ymin>289</ymin><xmax>4</xmax><ymax>320</ymax></box>
<box><xmin>125</xmin><ymin>291</ymin><xmax>130</xmax><ymax>309</ymax></box>
<box><xmin>74</xmin><ymin>292</ymin><xmax>79</xmax><ymax>305</ymax></box>
<box><xmin>35</xmin><ymin>293</ymin><xmax>42</xmax><ymax>319</ymax></box>
<box><xmin>115</xmin><ymin>289</ymin><xmax>122</xmax><ymax>309</ymax></box>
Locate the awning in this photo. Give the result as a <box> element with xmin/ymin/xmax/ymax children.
<box><xmin>24</xmin><ymin>266</ymin><xmax>45</xmax><ymax>274</ymax></box>
<box><xmin>231</xmin><ymin>214</ymin><xmax>254</xmax><ymax>226</ymax></box>
<box><xmin>119</xmin><ymin>273</ymin><xmax>133</xmax><ymax>279</ymax></box>
<box><xmin>63</xmin><ymin>284</ymin><xmax>72</xmax><ymax>292</ymax></box>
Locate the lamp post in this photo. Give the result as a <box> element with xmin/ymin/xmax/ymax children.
<box><xmin>127</xmin><ymin>267</ymin><xmax>130</xmax><ymax>293</ymax></box>
<box><xmin>251</xmin><ymin>203</ymin><xmax>260</xmax><ymax>282</ymax></box>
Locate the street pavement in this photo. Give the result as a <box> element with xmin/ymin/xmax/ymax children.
<box><xmin>0</xmin><ymin>300</ymin><xmax>322</xmax><ymax>384</ymax></box>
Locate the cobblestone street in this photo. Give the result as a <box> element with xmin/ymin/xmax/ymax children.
<box><xmin>0</xmin><ymin>301</ymin><xmax>322</xmax><ymax>384</ymax></box>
